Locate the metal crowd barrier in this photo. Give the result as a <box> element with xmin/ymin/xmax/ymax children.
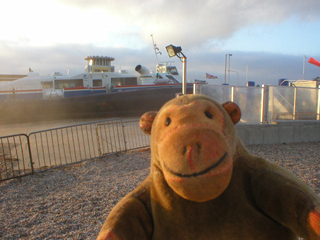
<box><xmin>195</xmin><ymin>84</ymin><xmax>320</xmax><ymax>123</ymax></box>
<box><xmin>0</xmin><ymin>118</ymin><xmax>150</xmax><ymax>182</ymax></box>
<box><xmin>0</xmin><ymin>134</ymin><xmax>33</xmax><ymax>181</ymax></box>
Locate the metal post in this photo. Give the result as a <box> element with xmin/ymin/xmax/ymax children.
<box><xmin>228</xmin><ymin>54</ymin><xmax>231</xmax><ymax>84</ymax></box>
<box><xmin>193</xmin><ymin>83</ymin><xmax>198</xmax><ymax>94</ymax></box>
<box><xmin>260</xmin><ymin>85</ymin><xmax>265</xmax><ymax>123</ymax></box>
<box><xmin>260</xmin><ymin>85</ymin><xmax>269</xmax><ymax>123</ymax></box>
<box><xmin>317</xmin><ymin>85</ymin><xmax>320</xmax><ymax>120</ymax></box>
<box><xmin>120</xmin><ymin>119</ymin><xmax>128</xmax><ymax>152</ymax></box>
<box><xmin>270</xmin><ymin>86</ymin><xmax>275</xmax><ymax>121</ymax></box>
<box><xmin>293</xmin><ymin>87</ymin><xmax>297</xmax><ymax>120</ymax></box>
<box><xmin>231</xmin><ymin>86</ymin><xmax>234</xmax><ymax>102</ymax></box>
<box><xmin>303</xmin><ymin>55</ymin><xmax>306</xmax><ymax>80</ymax></box>
<box><xmin>224</xmin><ymin>54</ymin><xmax>227</xmax><ymax>84</ymax></box>
<box><xmin>246</xmin><ymin>65</ymin><xmax>248</xmax><ymax>83</ymax></box>
<box><xmin>181</xmin><ymin>53</ymin><xmax>187</xmax><ymax>95</ymax></box>
<box><xmin>25</xmin><ymin>135</ymin><xmax>34</xmax><ymax>174</ymax></box>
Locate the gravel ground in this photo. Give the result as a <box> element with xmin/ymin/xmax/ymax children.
<box><xmin>0</xmin><ymin>142</ymin><xmax>319</xmax><ymax>240</ymax></box>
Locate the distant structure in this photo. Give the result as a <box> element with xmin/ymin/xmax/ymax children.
<box><xmin>0</xmin><ymin>74</ymin><xmax>27</xmax><ymax>82</ymax></box>
<box><xmin>278</xmin><ymin>77</ymin><xmax>320</xmax><ymax>88</ymax></box>
<box><xmin>84</xmin><ymin>56</ymin><xmax>115</xmax><ymax>73</ymax></box>
<box><xmin>246</xmin><ymin>81</ymin><xmax>255</xmax><ymax>87</ymax></box>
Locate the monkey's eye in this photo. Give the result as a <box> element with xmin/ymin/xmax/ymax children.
<box><xmin>205</xmin><ymin>111</ymin><xmax>213</xmax><ymax>119</ymax></box>
<box><xmin>165</xmin><ymin>117</ymin><xmax>171</xmax><ymax>126</ymax></box>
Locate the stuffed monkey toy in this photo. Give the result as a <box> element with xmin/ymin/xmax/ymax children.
<box><xmin>97</xmin><ymin>94</ymin><xmax>320</xmax><ymax>240</ymax></box>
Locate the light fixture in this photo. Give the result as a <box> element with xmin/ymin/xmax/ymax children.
<box><xmin>166</xmin><ymin>44</ymin><xmax>187</xmax><ymax>95</ymax></box>
<box><xmin>166</xmin><ymin>45</ymin><xmax>182</xmax><ymax>58</ymax></box>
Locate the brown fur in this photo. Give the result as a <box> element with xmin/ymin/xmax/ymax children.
<box><xmin>98</xmin><ymin>94</ymin><xmax>320</xmax><ymax>240</ymax></box>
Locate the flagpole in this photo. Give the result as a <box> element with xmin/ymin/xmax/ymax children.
<box><xmin>246</xmin><ymin>65</ymin><xmax>248</xmax><ymax>83</ymax></box>
<box><xmin>303</xmin><ymin>55</ymin><xmax>306</xmax><ymax>79</ymax></box>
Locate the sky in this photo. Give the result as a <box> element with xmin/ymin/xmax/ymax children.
<box><xmin>1</xmin><ymin>0</ymin><xmax>320</xmax><ymax>86</ymax></box>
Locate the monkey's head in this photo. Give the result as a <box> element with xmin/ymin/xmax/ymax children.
<box><xmin>140</xmin><ymin>94</ymin><xmax>241</xmax><ymax>202</ymax></box>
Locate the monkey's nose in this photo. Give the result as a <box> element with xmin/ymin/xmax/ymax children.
<box><xmin>183</xmin><ymin>143</ymin><xmax>201</xmax><ymax>154</ymax></box>
<box><xmin>183</xmin><ymin>143</ymin><xmax>202</xmax><ymax>171</ymax></box>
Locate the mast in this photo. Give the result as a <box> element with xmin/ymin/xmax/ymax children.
<box><xmin>151</xmin><ymin>34</ymin><xmax>161</xmax><ymax>65</ymax></box>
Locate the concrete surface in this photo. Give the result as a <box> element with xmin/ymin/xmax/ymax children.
<box><xmin>236</xmin><ymin>121</ymin><xmax>320</xmax><ymax>145</ymax></box>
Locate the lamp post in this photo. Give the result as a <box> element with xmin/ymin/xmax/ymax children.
<box><xmin>228</xmin><ymin>53</ymin><xmax>232</xmax><ymax>84</ymax></box>
<box><xmin>166</xmin><ymin>44</ymin><xmax>187</xmax><ymax>95</ymax></box>
<box><xmin>224</xmin><ymin>54</ymin><xmax>227</xmax><ymax>84</ymax></box>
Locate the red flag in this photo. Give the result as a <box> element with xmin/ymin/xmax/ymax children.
<box><xmin>206</xmin><ymin>73</ymin><xmax>218</xmax><ymax>79</ymax></box>
<box><xmin>308</xmin><ymin>57</ymin><xmax>320</xmax><ymax>68</ymax></box>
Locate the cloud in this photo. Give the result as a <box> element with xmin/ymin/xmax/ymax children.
<box><xmin>0</xmin><ymin>41</ymin><xmax>156</xmax><ymax>75</ymax></box>
<box><xmin>182</xmin><ymin>50</ymin><xmax>320</xmax><ymax>86</ymax></box>
<box><xmin>58</xmin><ymin>0</ymin><xmax>320</xmax><ymax>48</ymax></box>
<box><xmin>2</xmin><ymin>39</ymin><xmax>319</xmax><ymax>87</ymax></box>
<box><xmin>2</xmin><ymin>0</ymin><xmax>320</xmax><ymax>86</ymax></box>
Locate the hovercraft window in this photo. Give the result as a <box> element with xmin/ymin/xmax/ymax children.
<box><xmin>54</xmin><ymin>79</ymin><xmax>83</xmax><ymax>89</ymax></box>
<box><xmin>93</xmin><ymin>79</ymin><xmax>102</xmax><ymax>87</ymax></box>
<box><xmin>111</xmin><ymin>77</ymin><xmax>138</xmax><ymax>86</ymax></box>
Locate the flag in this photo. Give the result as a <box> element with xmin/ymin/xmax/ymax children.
<box><xmin>206</xmin><ymin>73</ymin><xmax>217</xmax><ymax>79</ymax></box>
<box><xmin>308</xmin><ymin>57</ymin><xmax>320</xmax><ymax>68</ymax></box>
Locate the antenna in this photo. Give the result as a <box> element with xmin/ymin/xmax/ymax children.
<box><xmin>151</xmin><ymin>34</ymin><xmax>161</xmax><ymax>65</ymax></box>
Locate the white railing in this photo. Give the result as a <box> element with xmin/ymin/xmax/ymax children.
<box><xmin>194</xmin><ymin>84</ymin><xmax>320</xmax><ymax>124</ymax></box>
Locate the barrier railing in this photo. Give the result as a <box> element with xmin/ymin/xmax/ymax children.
<box><xmin>96</xmin><ymin>120</ymin><xmax>127</xmax><ymax>155</ymax></box>
<box><xmin>195</xmin><ymin>84</ymin><xmax>320</xmax><ymax>123</ymax></box>
<box><xmin>0</xmin><ymin>118</ymin><xmax>150</xmax><ymax>182</ymax></box>
<box><xmin>122</xmin><ymin>120</ymin><xmax>150</xmax><ymax>150</ymax></box>
<box><xmin>0</xmin><ymin>134</ymin><xmax>33</xmax><ymax>180</ymax></box>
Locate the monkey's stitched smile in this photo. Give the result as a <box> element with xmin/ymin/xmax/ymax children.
<box><xmin>164</xmin><ymin>153</ymin><xmax>228</xmax><ymax>178</ymax></box>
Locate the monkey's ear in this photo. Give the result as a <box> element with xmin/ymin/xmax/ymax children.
<box><xmin>222</xmin><ymin>101</ymin><xmax>241</xmax><ymax>125</ymax></box>
<box><xmin>139</xmin><ymin>111</ymin><xmax>158</xmax><ymax>135</ymax></box>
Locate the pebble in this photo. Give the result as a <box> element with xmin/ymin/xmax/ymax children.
<box><xmin>0</xmin><ymin>142</ymin><xmax>319</xmax><ymax>239</ymax></box>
